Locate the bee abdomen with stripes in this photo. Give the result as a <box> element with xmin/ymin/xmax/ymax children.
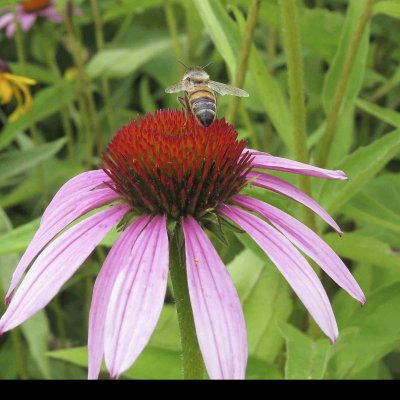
<box><xmin>189</xmin><ymin>87</ymin><xmax>216</xmax><ymax>127</ymax></box>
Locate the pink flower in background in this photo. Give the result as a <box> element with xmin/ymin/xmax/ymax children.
<box><xmin>0</xmin><ymin>111</ymin><xmax>365</xmax><ymax>379</ymax></box>
<box><xmin>0</xmin><ymin>0</ymin><xmax>78</xmax><ymax>38</ymax></box>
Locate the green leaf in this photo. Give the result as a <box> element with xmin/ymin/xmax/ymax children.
<box><xmin>328</xmin><ymin>283</ymin><xmax>400</xmax><ymax>378</ymax></box>
<box><xmin>0</xmin><ymin>218</ymin><xmax>40</xmax><ymax>255</ymax></box>
<box><xmin>192</xmin><ymin>0</ymin><xmax>292</xmax><ymax>151</ymax></box>
<box><xmin>0</xmin><ymin>81</ymin><xmax>76</xmax><ymax>150</ymax></box>
<box><xmin>0</xmin><ymin>138</ymin><xmax>66</xmax><ymax>184</ymax></box>
<box><xmin>228</xmin><ymin>249</ymin><xmax>293</xmax><ymax>363</ymax></box>
<box><xmin>342</xmin><ymin>192</ymin><xmax>400</xmax><ymax>233</ymax></box>
<box><xmin>0</xmin><ymin>159</ymin><xmax>83</xmax><ymax>208</ymax></box>
<box><xmin>325</xmin><ymin>104</ymin><xmax>355</xmax><ymax>168</ymax></box>
<box><xmin>281</xmin><ymin>323</ymin><xmax>331</xmax><ymax>380</ymax></box>
<box><xmin>322</xmin><ymin>0</ymin><xmax>371</xmax><ymax>113</ymax></box>
<box><xmin>323</xmin><ymin>232</ymin><xmax>400</xmax><ymax>269</ymax></box>
<box><xmin>9</xmin><ymin>62</ymin><xmax>58</xmax><ymax>84</ymax></box>
<box><xmin>300</xmin><ymin>8</ymin><xmax>345</xmax><ymax>63</ymax></box>
<box><xmin>101</xmin><ymin>0</ymin><xmax>164</xmax><ymax>22</ymax></box>
<box><xmin>47</xmin><ymin>345</ymin><xmax>182</xmax><ymax>380</ymax></box>
<box><xmin>87</xmin><ymin>37</ymin><xmax>175</xmax><ymax>79</ymax></box>
<box><xmin>373</xmin><ymin>1</ymin><xmax>400</xmax><ymax>19</ymax></box>
<box><xmin>21</xmin><ymin>313</ymin><xmax>51</xmax><ymax>379</ymax></box>
<box><xmin>318</xmin><ymin>129</ymin><xmax>400</xmax><ymax>214</ymax></box>
<box><xmin>356</xmin><ymin>98</ymin><xmax>400</xmax><ymax>128</ymax></box>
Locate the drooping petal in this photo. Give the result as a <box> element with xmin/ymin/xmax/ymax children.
<box><xmin>88</xmin><ymin>215</ymin><xmax>151</xmax><ymax>380</ymax></box>
<box><xmin>232</xmin><ymin>194</ymin><xmax>365</xmax><ymax>304</ymax></box>
<box><xmin>18</xmin><ymin>12</ymin><xmax>36</xmax><ymax>31</ymax></box>
<box><xmin>5</xmin><ymin>173</ymin><xmax>118</xmax><ymax>303</ymax></box>
<box><xmin>104</xmin><ymin>215</ymin><xmax>169</xmax><ymax>379</ymax></box>
<box><xmin>247</xmin><ymin>170</ymin><xmax>342</xmax><ymax>234</ymax></box>
<box><xmin>248</xmin><ymin>151</ymin><xmax>347</xmax><ymax>180</ymax></box>
<box><xmin>37</xmin><ymin>6</ymin><xmax>63</xmax><ymax>22</ymax></box>
<box><xmin>182</xmin><ymin>216</ymin><xmax>247</xmax><ymax>379</ymax></box>
<box><xmin>219</xmin><ymin>204</ymin><xmax>338</xmax><ymax>342</ymax></box>
<box><xmin>5</xmin><ymin>21</ymin><xmax>16</xmax><ymax>38</ymax></box>
<box><xmin>42</xmin><ymin>169</ymin><xmax>112</xmax><ymax>222</ymax></box>
<box><xmin>0</xmin><ymin>13</ymin><xmax>13</xmax><ymax>29</ymax></box>
<box><xmin>0</xmin><ymin>204</ymin><xmax>129</xmax><ymax>334</ymax></box>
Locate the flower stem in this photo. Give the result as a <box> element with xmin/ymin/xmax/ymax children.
<box><xmin>169</xmin><ymin>228</ymin><xmax>204</xmax><ymax>380</ymax></box>
<box><xmin>90</xmin><ymin>0</ymin><xmax>114</xmax><ymax>133</ymax></box>
<box><xmin>279</xmin><ymin>0</ymin><xmax>315</xmax><ymax>230</ymax></box>
<box><xmin>164</xmin><ymin>0</ymin><xmax>184</xmax><ymax>76</ymax></box>
<box><xmin>64</xmin><ymin>8</ymin><xmax>102</xmax><ymax>165</ymax></box>
<box><xmin>46</xmin><ymin>52</ymin><xmax>74</xmax><ymax>157</ymax></box>
<box><xmin>226</xmin><ymin>0</ymin><xmax>261</xmax><ymax>124</ymax></box>
<box><xmin>317</xmin><ymin>0</ymin><xmax>374</xmax><ymax>168</ymax></box>
<box><xmin>13</xmin><ymin>4</ymin><xmax>49</xmax><ymax>205</ymax></box>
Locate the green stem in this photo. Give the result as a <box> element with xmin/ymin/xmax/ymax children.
<box><xmin>266</xmin><ymin>25</ymin><xmax>277</xmax><ymax>73</ymax></box>
<box><xmin>317</xmin><ymin>0</ymin><xmax>374</xmax><ymax>168</ymax></box>
<box><xmin>64</xmin><ymin>10</ymin><xmax>102</xmax><ymax>165</ymax></box>
<box><xmin>46</xmin><ymin>53</ymin><xmax>75</xmax><ymax>156</ymax></box>
<box><xmin>279</xmin><ymin>0</ymin><xmax>315</xmax><ymax>230</ymax></box>
<box><xmin>90</xmin><ymin>0</ymin><xmax>114</xmax><ymax>133</ymax></box>
<box><xmin>239</xmin><ymin>103</ymin><xmax>259</xmax><ymax>149</ymax></box>
<box><xmin>164</xmin><ymin>0</ymin><xmax>184</xmax><ymax>76</ymax></box>
<box><xmin>10</xmin><ymin>330</ymin><xmax>28</xmax><ymax>379</ymax></box>
<box><xmin>13</xmin><ymin>5</ymin><xmax>49</xmax><ymax>205</ymax></box>
<box><xmin>226</xmin><ymin>0</ymin><xmax>261</xmax><ymax>124</ymax></box>
<box><xmin>369</xmin><ymin>69</ymin><xmax>400</xmax><ymax>102</ymax></box>
<box><xmin>169</xmin><ymin>228</ymin><xmax>204</xmax><ymax>380</ymax></box>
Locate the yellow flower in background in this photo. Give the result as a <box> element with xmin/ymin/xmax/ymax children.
<box><xmin>0</xmin><ymin>58</ymin><xmax>36</xmax><ymax>122</ymax></box>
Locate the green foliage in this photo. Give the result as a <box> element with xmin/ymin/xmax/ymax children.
<box><xmin>0</xmin><ymin>0</ymin><xmax>399</xmax><ymax>381</ymax></box>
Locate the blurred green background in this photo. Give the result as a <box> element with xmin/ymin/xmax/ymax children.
<box><xmin>0</xmin><ymin>0</ymin><xmax>400</xmax><ymax>379</ymax></box>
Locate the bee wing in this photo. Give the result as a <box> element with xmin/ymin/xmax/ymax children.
<box><xmin>165</xmin><ymin>81</ymin><xmax>189</xmax><ymax>93</ymax></box>
<box><xmin>208</xmin><ymin>81</ymin><xmax>249</xmax><ymax>97</ymax></box>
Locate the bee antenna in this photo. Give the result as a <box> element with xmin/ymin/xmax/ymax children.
<box><xmin>202</xmin><ymin>61</ymin><xmax>213</xmax><ymax>69</ymax></box>
<box><xmin>177</xmin><ymin>60</ymin><xmax>189</xmax><ymax>70</ymax></box>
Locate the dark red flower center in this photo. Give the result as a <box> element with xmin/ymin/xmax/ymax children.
<box><xmin>102</xmin><ymin>110</ymin><xmax>253</xmax><ymax>219</ymax></box>
<box><xmin>22</xmin><ymin>0</ymin><xmax>51</xmax><ymax>13</ymax></box>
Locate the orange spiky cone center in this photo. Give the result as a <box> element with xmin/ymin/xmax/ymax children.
<box><xmin>102</xmin><ymin>110</ymin><xmax>252</xmax><ymax>219</ymax></box>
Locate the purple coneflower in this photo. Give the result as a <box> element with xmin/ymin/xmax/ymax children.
<box><xmin>0</xmin><ymin>110</ymin><xmax>365</xmax><ymax>379</ymax></box>
<box><xmin>0</xmin><ymin>0</ymin><xmax>69</xmax><ymax>38</ymax></box>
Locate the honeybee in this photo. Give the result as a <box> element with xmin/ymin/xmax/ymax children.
<box><xmin>165</xmin><ymin>65</ymin><xmax>249</xmax><ymax>127</ymax></box>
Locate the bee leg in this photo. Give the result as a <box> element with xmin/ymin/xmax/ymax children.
<box><xmin>178</xmin><ymin>95</ymin><xmax>191</xmax><ymax>129</ymax></box>
<box><xmin>178</xmin><ymin>96</ymin><xmax>187</xmax><ymax>112</ymax></box>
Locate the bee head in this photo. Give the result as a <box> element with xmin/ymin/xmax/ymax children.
<box><xmin>183</xmin><ymin>67</ymin><xmax>210</xmax><ymax>83</ymax></box>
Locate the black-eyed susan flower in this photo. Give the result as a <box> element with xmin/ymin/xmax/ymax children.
<box><xmin>0</xmin><ymin>110</ymin><xmax>365</xmax><ymax>379</ymax></box>
<box><xmin>0</xmin><ymin>58</ymin><xmax>35</xmax><ymax>122</ymax></box>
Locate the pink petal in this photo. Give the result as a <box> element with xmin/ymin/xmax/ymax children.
<box><xmin>0</xmin><ymin>13</ymin><xmax>13</xmax><ymax>29</ymax></box>
<box><xmin>219</xmin><ymin>204</ymin><xmax>338</xmax><ymax>342</ymax></box>
<box><xmin>5</xmin><ymin>172</ymin><xmax>118</xmax><ymax>303</ymax></box>
<box><xmin>88</xmin><ymin>215</ymin><xmax>152</xmax><ymax>380</ymax></box>
<box><xmin>37</xmin><ymin>6</ymin><xmax>63</xmax><ymax>22</ymax></box>
<box><xmin>233</xmin><ymin>194</ymin><xmax>365</xmax><ymax>304</ymax></box>
<box><xmin>42</xmin><ymin>170</ymin><xmax>112</xmax><ymax>222</ymax></box>
<box><xmin>18</xmin><ymin>12</ymin><xmax>36</xmax><ymax>31</ymax></box>
<box><xmin>104</xmin><ymin>215</ymin><xmax>169</xmax><ymax>379</ymax></box>
<box><xmin>247</xmin><ymin>170</ymin><xmax>342</xmax><ymax>234</ymax></box>
<box><xmin>248</xmin><ymin>150</ymin><xmax>347</xmax><ymax>180</ymax></box>
<box><xmin>5</xmin><ymin>21</ymin><xmax>15</xmax><ymax>38</ymax></box>
<box><xmin>182</xmin><ymin>216</ymin><xmax>247</xmax><ymax>379</ymax></box>
<box><xmin>0</xmin><ymin>204</ymin><xmax>129</xmax><ymax>333</ymax></box>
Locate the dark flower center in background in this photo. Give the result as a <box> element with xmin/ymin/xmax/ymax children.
<box><xmin>102</xmin><ymin>110</ymin><xmax>252</xmax><ymax>219</ymax></box>
<box><xmin>0</xmin><ymin>58</ymin><xmax>10</xmax><ymax>73</ymax></box>
<box><xmin>22</xmin><ymin>0</ymin><xmax>51</xmax><ymax>13</ymax></box>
